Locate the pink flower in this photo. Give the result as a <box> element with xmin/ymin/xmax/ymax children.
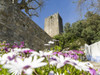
<box><xmin>89</xmin><ymin>68</ymin><xmax>96</xmax><ymax>75</ymax></box>
<box><xmin>98</xmin><ymin>69</ymin><xmax>100</xmax><ymax>72</ymax></box>
<box><xmin>23</xmin><ymin>50</ymin><xmax>28</xmax><ymax>53</ymax></box>
<box><xmin>63</xmin><ymin>53</ymin><xmax>68</xmax><ymax>57</ymax></box>
<box><xmin>78</xmin><ymin>51</ymin><xmax>84</xmax><ymax>54</ymax></box>
<box><xmin>73</xmin><ymin>50</ymin><xmax>79</xmax><ymax>53</ymax></box>
<box><xmin>8</xmin><ymin>55</ymin><xmax>16</xmax><ymax>61</ymax></box>
<box><xmin>23</xmin><ymin>49</ymin><xmax>34</xmax><ymax>53</ymax></box>
<box><xmin>52</xmin><ymin>52</ymin><xmax>58</xmax><ymax>55</ymax></box>
<box><xmin>12</xmin><ymin>42</ymin><xmax>19</xmax><ymax>48</ymax></box>
<box><xmin>73</xmin><ymin>54</ymin><xmax>79</xmax><ymax>60</ymax></box>
<box><xmin>5</xmin><ymin>43</ymin><xmax>10</xmax><ymax>46</ymax></box>
<box><xmin>58</xmin><ymin>52</ymin><xmax>63</xmax><ymax>56</ymax></box>
<box><xmin>29</xmin><ymin>49</ymin><xmax>34</xmax><ymax>53</ymax></box>
<box><xmin>19</xmin><ymin>41</ymin><xmax>25</xmax><ymax>48</ymax></box>
<box><xmin>13</xmin><ymin>42</ymin><xmax>25</xmax><ymax>48</ymax></box>
<box><xmin>73</xmin><ymin>50</ymin><xmax>84</xmax><ymax>54</ymax></box>
<box><xmin>68</xmin><ymin>51</ymin><xmax>75</xmax><ymax>54</ymax></box>
<box><xmin>4</xmin><ymin>47</ymin><xmax>9</xmax><ymax>52</ymax></box>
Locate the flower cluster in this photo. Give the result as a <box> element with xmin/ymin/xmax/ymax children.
<box><xmin>0</xmin><ymin>42</ymin><xmax>97</xmax><ymax>75</ymax></box>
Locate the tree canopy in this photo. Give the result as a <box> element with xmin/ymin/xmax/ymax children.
<box><xmin>13</xmin><ymin>0</ymin><xmax>44</xmax><ymax>17</ymax></box>
<box><xmin>77</xmin><ymin>0</ymin><xmax>100</xmax><ymax>14</ymax></box>
<box><xmin>54</xmin><ymin>11</ymin><xmax>100</xmax><ymax>50</ymax></box>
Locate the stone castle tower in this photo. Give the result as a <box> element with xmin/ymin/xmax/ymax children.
<box><xmin>44</xmin><ymin>13</ymin><xmax>63</xmax><ymax>37</ymax></box>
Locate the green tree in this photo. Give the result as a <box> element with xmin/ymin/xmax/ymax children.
<box><xmin>81</xmin><ymin>26</ymin><xmax>95</xmax><ymax>44</ymax></box>
<box><xmin>82</xmin><ymin>12</ymin><xmax>100</xmax><ymax>44</ymax></box>
<box><xmin>53</xmin><ymin>34</ymin><xmax>66</xmax><ymax>50</ymax></box>
<box><xmin>56</xmin><ymin>11</ymin><xmax>100</xmax><ymax>50</ymax></box>
<box><xmin>64</xmin><ymin>22</ymin><xmax>70</xmax><ymax>33</ymax></box>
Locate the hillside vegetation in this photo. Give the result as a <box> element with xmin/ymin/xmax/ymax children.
<box><xmin>54</xmin><ymin>11</ymin><xmax>100</xmax><ymax>50</ymax></box>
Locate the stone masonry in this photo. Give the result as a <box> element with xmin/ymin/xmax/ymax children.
<box><xmin>0</xmin><ymin>0</ymin><xmax>51</xmax><ymax>50</ymax></box>
<box><xmin>44</xmin><ymin>13</ymin><xmax>63</xmax><ymax>37</ymax></box>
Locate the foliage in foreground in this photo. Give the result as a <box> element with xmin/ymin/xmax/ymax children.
<box><xmin>0</xmin><ymin>41</ymin><xmax>97</xmax><ymax>75</ymax></box>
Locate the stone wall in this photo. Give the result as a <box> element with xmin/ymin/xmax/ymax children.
<box><xmin>44</xmin><ymin>13</ymin><xmax>63</xmax><ymax>37</ymax></box>
<box><xmin>0</xmin><ymin>1</ymin><xmax>51</xmax><ymax>50</ymax></box>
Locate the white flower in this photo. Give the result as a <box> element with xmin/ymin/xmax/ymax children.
<box><xmin>39</xmin><ymin>51</ymin><xmax>53</xmax><ymax>57</ymax></box>
<box><xmin>44</xmin><ymin>44</ymin><xmax>50</xmax><ymax>46</ymax></box>
<box><xmin>44</xmin><ymin>51</ymin><xmax>53</xmax><ymax>56</ymax></box>
<box><xmin>3</xmin><ymin>56</ymin><xmax>47</xmax><ymax>75</ymax></box>
<box><xmin>67</xmin><ymin>59</ymin><xmax>79</xmax><ymax>66</ymax></box>
<box><xmin>3</xmin><ymin>58</ymin><xmax>25</xmax><ymax>75</ymax></box>
<box><xmin>84</xmin><ymin>62</ymin><xmax>93</xmax><ymax>68</ymax></box>
<box><xmin>13</xmin><ymin>48</ymin><xmax>30</xmax><ymax>53</ymax></box>
<box><xmin>50</xmin><ymin>55</ymin><xmax>71</xmax><ymax>68</ymax></box>
<box><xmin>49</xmin><ymin>71</ymin><xmax>54</xmax><ymax>75</ymax></box>
<box><xmin>48</xmin><ymin>41</ymin><xmax>54</xmax><ymax>44</ymax></box>
<box><xmin>21</xmin><ymin>48</ymin><xmax>30</xmax><ymax>52</ymax></box>
<box><xmin>24</xmin><ymin>68</ymin><xmax>33</xmax><ymax>75</ymax></box>
<box><xmin>74</xmin><ymin>62</ymin><xmax>90</xmax><ymax>71</ymax></box>
<box><xmin>13</xmin><ymin>48</ymin><xmax>22</xmax><ymax>53</ymax></box>
<box><xmin>49</xmin><ymin>71</ymin><xmax>64</xmax><ymax>75</ymax></box>
<box><xmin>0</xmin><ymin>52</ymin><xmax>16</xmax><ymax>64</ymax></box>
<box><xmin>3</xmin><ymin>59</ymin><xmax>23</xmax><ymax>75</ymax></box>
<box><xmin>50</xmin><ymin>60</ymin><xmax>57</xmax><ymax>66</ymax></box>
<box><xmin>31</xmin><ymin>55</ymin><xmax>47</xmax><ymax>68</ymax></box>
<box><xmin>30</xmin><ymin>51</ymin><xmax>40</xmax><ymax>56</ymax></box>
<box><xmin>65</xmin><ymin>59</ymin><xmax>91</xmax><ymax>71</ymax></box>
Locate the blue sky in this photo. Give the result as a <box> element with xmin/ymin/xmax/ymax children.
<box><xmin>32</xmin><ymin>0</ymin><xmax>86</xmax><ymax>29</ymax></box>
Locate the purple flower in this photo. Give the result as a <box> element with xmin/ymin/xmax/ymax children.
<box><xmin>4</xmin><ymin>47</ymin><xmax>8</xmax><ymax>52</ymax></box>
<box><xmin>78</xmin><ymin>51</ymin><xmax>84</xmax><ymax>54</ymax></box>
<box><xmin>5</xmin><ymin>43</ymin><xmax>10</xmax><ymax>46</ymax></box>
<box><xmin>12</xmin><ymin>42</ymin><xmax>25</xmax><ymax>48</ymax></box>
<box><xmin>73</xmin><ymin>50</ymin><xmax>84</xmax><ymax>54</ymax></box>
<box><xmin>51</xmin><ymin>57</ymin><xmax>57</xmax><ymax>61</ymax></box>
<box><xmin>23</xmin><ymin>49</ymin><xmax>34</xmax><ymax>54</ymax></box>
<box><xmin>98</xmin><ymin>69</ymin><xmax>100</xmax><ymax>72</ymax></box>
<box><xmin>73</xmin><ymin>62</ymin><xmax>77</xmax><ymax>65</ymax></box>
<box><xmin>29</xmin><ymin>49</ymin><xmax>34</xmax><ymax>53</ymax></box>
<box><xmin>23</xmin><ymin>50</ymin><xmax>28</xmax><ymax>54</ymax></box>
<box><xmin>63</xmin><ymin>53</ymin><xmax>68</xmax><ymax>57</ymax></box>
<box><xmin>52</xmin><ymin>52</ymin><xmax>58</xmax><ymax>55</ymax></box>
<box><xmin>89</xmin><ymin>68</ymin><xmax>96</xmax><ymax>75</ymax></box>
<box><xmin>64</xmin><ymin>60</ymin><xmax>70</xmax><ymax>64</ymax></box>
<box><xmin>73</xmin><ymin>54</ymin><xmax>79</xmax><ymax>60</ymax></box>
<box><xmin>69</xmin><ymin>54</ymin><xmax>73</xmax><ymax>58</ymax></box>
<box><xmin>73</xmin><ymin>50</ymin><xmax>79</xmax><ymax>53</ymax></box>
<box><xmin>8</xmin><ymin>55</ymin><xmax>16</xmax><ymax>61</ymax></box>
<box><xmin>67</xmin><ymin>70</ymin><xmax>71</xmax><ymax>74</ymax></box>
<box><xmin>68</xmin><ymin>51</ymin><xmax>75</xmax><ymax>54</ymax></box>
<box><xmin>19</xmin><ymin>41</ymin><xmax>24</xmax><ymax>48</ymax></box>
<box><xmin>23</xmin><ymin>65</ymin><xmax>31</xmax><ymax>69</ymax></box>
<box><xmin>1</xmin><ymin>43</ymin><xmax>4</xmax><ymax>45</ymax></box>
<box><xmin>53</xmin><ymin>52</ymin><xmax>63</xmax><ymax>56</ymax></box>
<box><xmin>58</xmin><ymin>52</ymin><xmax>63</xmax><ymax>56</ymax></box>
<box><xmin>12</xmin><ymin>43</ymin><xmax>19</xmax><ymax>48</ymax></box>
